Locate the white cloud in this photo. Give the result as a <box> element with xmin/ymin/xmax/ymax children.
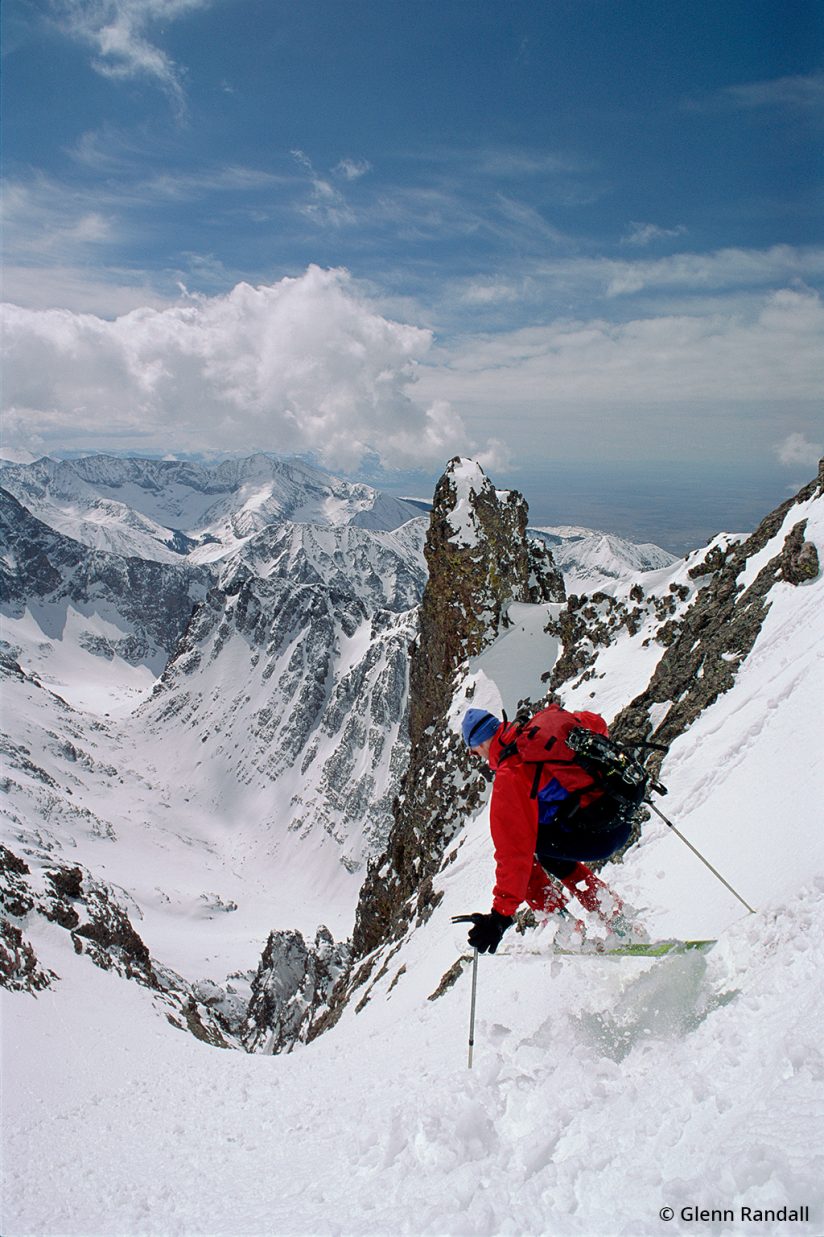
<box><xmin>459</xmin><ymin>279</ymin><xmax>525</xmax><ymax>306</ymax></box>
<box><xmin>601</xmin><ymin>245</ymin><xmax>824</xmax><ymax>297</ymax></box>
<box><xmin>2</xmin><ymin>178</ymin><xmax>118</xmax><ymax>261</ymax></box>
<box><xmin>621</xmin><ymin>222</ymin><xmax>688</xmax><ymax>248</ymax></box>
<box><xmin>1</xmin><ymin>264</ymin><xmax>172</xmax><ymax>317</ymax></box>
<box><xmin>724</xmin><ymin>72</ymin><xmax>824</xmax><ymax>113</ymax></box>
<box><xmin>52</xmin><ymin>0</ymin><xmax>213</xmax><ymax>114</ymax></box>
<box><xmin>334</xmin><ymin>159</ymin><xmax>372</xmax><ymax>182</ymax></box>
<box><xmin>776</xmin><ymin>432</ymin><xmax>823</xmax><ymax>468</ymax></box>
<box><xmin>511</xmin><ymin>245</ymin><xmax>824</xmax><ymax>304</ymax></box>
<box><xmin>1</xmin><ymin>267</ymin><xmax>486</xmax><ymax>469</ymax></box>
<box><xmin>416</xmin><ymin>288</ymin><xmax>824</xmax><ymax>458</ymax></box>
<box><xmin>291</xmin><ymin>151</ymin><xmax>357</xmax><ymax>227</ymax></box>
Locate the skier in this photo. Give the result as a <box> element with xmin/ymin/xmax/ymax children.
<box><xmin>456</xmin><ymin>706</ymin><xmax>636</xmax><ymax>954</ymax></box>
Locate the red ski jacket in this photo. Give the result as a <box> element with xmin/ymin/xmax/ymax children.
<box><xmin>487</xmin><ymin>706</ymin><xmax>609</xmax><ymax>917</ymax></box>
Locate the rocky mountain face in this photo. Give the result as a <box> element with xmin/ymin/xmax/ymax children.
<box><xmin>0</xmin><ymin>486</ymin><xmax>210</xmax><ymax>677</ymax></box>
<box><xmin>308</xmin><ymin>458</ymin><xmax>565</xmax><ymax>1030</ymax></box>
<box><xmin>0</xmin><ymin>842</ymin><xmax>242</xmax><ymax>1049</ymax></box>
<box><xmin>1</xmin><ymin>454</ymin><xmax>430</xmax><ymax>1057</ymax></box>
<box><xmin>549</xmin><ymin>462</ymin><xmax>823</xmax><ymax>763</ymax></box>
<box><xmin>1</xmin><ymin>457</ymin><xmax>428</xmax><ymax>878</ymax></box>
<box><xmin>241</xmin><ymin>926</ymin><xmax>351</xmax><ymax>1053</ymax></box>
<box><xmin>142</xmin><ymin>518</ymin><xmax>427</xmax><ymax>873</ymax></box>
<box><xmin>309</xmin><ymin>460</ymin><xmax>821</xmax><ymax>1040</ymax></box>
<box><xmin>533</xmin><ymin>462</ymin><xmax>823</xmax><ymax>862</ymax></box>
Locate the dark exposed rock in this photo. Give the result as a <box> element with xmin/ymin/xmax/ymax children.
<box><xmin>0</xmin><ymin>919</ymin><xmax>56</xmax><ymax>992</ymax></box>
<box><xmin>178</xmin><ymin>997</ymin><xmax>235</xmax><ymax>1049</ymax></box>
<box><xmin>306</xmin><ymin>459</ymin><xmax>564</xmax><ymax>1030</ymax></box>
<box><xmin>0</xmin><ymin>845</ymin><xmax>243</xmax><ymax>1044</ymax></box>
<box><xmin>778</xmin><ymin>521</ymin><xmax>819</xmax><ymax>584</ymax></box>
<box><xmin>427</xmin><ymin>956</ymin><xmax>469</xmax><ymax>1002</ymax></box>
<box><xmin>70</xmin><ymin>884</ymin><xmax>158</xmax><ymax>988</ymax></box>
<box><xmin>242</xmin><ymin>925</ymin><xmax>351</xmax><ymax>1053</ymax></box>
<box><xmin>47</xmin><ymin>865</ymin><xmax>83</xmax><ymax>900</ymax></box>
<box><xmin>0</xmin><ymin>843</ymin><xmax>35</xmax><ymax>918</ymax></box>
<box><xmin>611</xmin><ymin>469</ymin><xmax>823</xmax><ymax>765</ymax></box>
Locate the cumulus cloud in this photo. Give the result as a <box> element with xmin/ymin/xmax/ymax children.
<box><xmin>2</xmin><ymin>266</ymin><xmax>480</xmax><ymax>469</ymax></box>
<box><xmin>776</xmin><ymin>432</ymin><xmax>823</xmax><ymax>468</ymax></box>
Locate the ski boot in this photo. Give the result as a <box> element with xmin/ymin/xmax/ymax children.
<box><xmin>523</xmin><ymin>863</ymin><xmax>588</xmax><ymax>944</ymax></box>
<box><xmin>560</xmin><ymin>862</ymin><xmax>648</xmax><ymax>943</ymax></box>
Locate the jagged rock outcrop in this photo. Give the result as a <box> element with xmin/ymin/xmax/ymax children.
<box><xmin>0</xmin><ymin>846</ymin><xmax>56</xmax><ymax>991</ymax></box>
<box><xmin>345</xmin><ymin>458</ymin><xmax>563</xmax><ymax>982</ymax></box>
<box><xmin>0</xmin><ymin>918</ymin><xmax>56</xmax><ymax>992</ymax></box>
<box><xmin>242</xmin><ymin>926</ymin><xmax>351</xmax><ymax>1053</ymax></box>
<box><xmin>610</xmin><ymin>462</ymin><xmax>823</xmax><ymax>761</ymax></box>
<box><xmin>545</xmin><ymin>582</ymin><xmax>691</xmax><ymax>694</ymax></box>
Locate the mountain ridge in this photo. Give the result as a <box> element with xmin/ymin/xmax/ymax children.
<box><xmin>0</xmin><ymin>453</ymin><xmax>424</xmax><ymax>565</ymax></box>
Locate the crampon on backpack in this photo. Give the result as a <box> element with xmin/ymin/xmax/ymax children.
<box><xmin>498</xmin><ymin>704</ymin><xmax>662</xmax><ymax>831</ymax></box>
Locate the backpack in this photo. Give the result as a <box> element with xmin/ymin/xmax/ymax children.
<box><xmin>499</xmin><ymin>705</ymin><xmax>657</xmax><ymax>830</ymax></box>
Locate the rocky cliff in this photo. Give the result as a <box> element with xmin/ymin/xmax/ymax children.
<box><xmin>544</xmin><ymin>463</ymin><xmax>823</xmax><ymax>765</ymax></box>
<box><xmin>301</xmin><ymin>459</ymin><xmax>565</xmax><ymax>1030</ymax></box>
<box><xmin>611</xmin><ymin>462</ymin><xmax>822</xmax><ymax>751</ymax></box>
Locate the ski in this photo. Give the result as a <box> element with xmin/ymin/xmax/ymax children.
<box><xmin>459</xmin><ymin>939</ymin><xmax>716</xmax><ymax>963</ymax></box>
<box><xmin>549</xmin><ymin>938</ymin><xmax>716</xmax><ymax>957</ymax></box>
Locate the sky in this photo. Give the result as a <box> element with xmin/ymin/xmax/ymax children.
<box><xmin>2</xmin><ymin>0</ymin><xmax>823</xmax><ymax>549</ymax></box>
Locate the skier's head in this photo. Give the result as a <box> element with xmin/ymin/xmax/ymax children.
<box><xmin>462</xmin><ymin>708</ymin><xmax>500</xmax><ymax>749</ymax></box>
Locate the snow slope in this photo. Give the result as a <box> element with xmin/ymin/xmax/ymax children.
<box><xmin>3</xmin><ymin>471</ymin><xmax>823</xmax><ymax>1237</ymax></box>
<box><xmin>4</xmin><ymin>827</ymin><xmax>822</xmax><ymax>1237</ymax></box>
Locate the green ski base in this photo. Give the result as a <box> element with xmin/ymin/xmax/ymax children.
<box><xmin>551</xmin><ymin>939</ymin><xmax>716</xmax><ymax>957</ymax></box>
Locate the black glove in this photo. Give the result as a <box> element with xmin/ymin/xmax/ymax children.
<box><xmin>451</xmin><ymin>910</ymin><xmax>513</xmax><ymax>954</ymax></box>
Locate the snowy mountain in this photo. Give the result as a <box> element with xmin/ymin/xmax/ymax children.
<box><xmin>0</xmin><ymin>457</ymin><xmax>429</xmax><ymax>989</ymax></box>
<box><xmin>2</xmin><ymin>454</ymin><xmax>823</xmax><ymax>1236</ymax></box>
<box><xmin>0</xmin><ymin>487</ymin><xmax>211</xmax><ymax>708</ymax></box>
<box><xmin>0</xmin><ymin>453</ymin><xmax>423</xmax><ymax>563</ymax></box>
<box><xmin>530</xmin><ymin>523</ymin><xmax>677</xmax><ymax>592</ymax></box>
<box><xmin>0</xmin><ymin>447</ymin><xmax>42</xmax><ymax>466</ymax></box>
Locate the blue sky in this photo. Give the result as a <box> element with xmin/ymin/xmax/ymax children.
<box><xmin>2</xmin><ymin>0</ymin><xmax>823</xmax><ymax>548</ymax></box>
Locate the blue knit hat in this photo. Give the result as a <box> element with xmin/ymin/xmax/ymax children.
<box><xmin>462</xmin><ymin>708</ymin><xmax>501</xmax><ymax>747</ymax></box>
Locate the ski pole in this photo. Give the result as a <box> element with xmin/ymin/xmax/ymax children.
<box><xmin>647</xmin><ymin>800</ymin><xmax>756</xmax><ymax>915</ymax></box>
<box><xmin>467</xmin><ymin>947</ymin><xmax>479</xmax><ymax>1069</ymax></box>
